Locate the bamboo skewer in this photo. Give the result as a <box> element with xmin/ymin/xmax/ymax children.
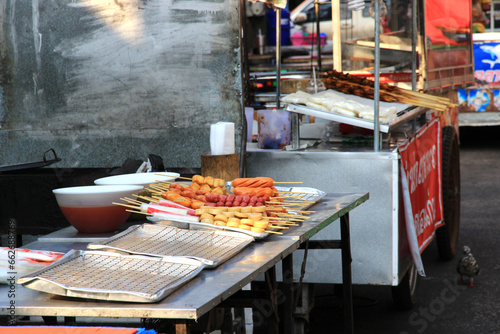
<box><xmin>126</xmin><ymin>209</ymin><xmax>152</xmax><ymax>216</ymax></box>
<box><xmin>273</xmin><ymin>181</ymin><xmax>304</xmax><ymax>184</ymax></box>
<box><xmin>267</xmin><ymin>202</ymin><xmax>304</xmax><ymax>207</ymax></box>
<box><xmin>120</xmin><ymin>197</ymin><xmax>143</xmax><ymax>206</ymax></box>
<box><xmin>270</xmin><ymin>222</ymin><xmax>299</xmax><ymax>226</ymax></box>
<box><xmin>277</xmin><ymin>213</ymin><xmax>311</xmax><ymax>219</ymax></box>
<box><xmin>402</xmin><ymin>89</ymin><xmax>450</xmax><ymax>103</ymax></box>
<box><xmin>168</xmin><ymin>175</ymin><xmax>193</xmax><ymax>181</ymax></box>
<box><xmin>280</xmin><ymin>195</ymin><xmax>311</xmax><ymax>200</ymax></box>
<box><xmin>145</xmin><ymin>187</ymin><xmax>162</xmax><ymax>195</ymax></box>
<box><xmin>271</xmin><ymin>199</ymin><xmax>315</xmax><ymax>204</ymax></box>
<box><xmin>113</xmin><ymin>202</ymin><xmax>146</xmax><ymax>211</ymax></box>
<box><xmin>267</xmin><ymin>225</ymin><xmax>289</xmax><ymax>229</ymax></box>
<box><xmin>289</xmin><ymin>210</ymin><xmax>315</xmax><ymax>214</ymax></box>
<box><xmin>133</xmin><ymin>194</ymin><xmax>160</xmax><ymax>203</ymax></box>
<box><xmin>152</xmin><ymin>183</ymin><xmax>170</xmax><ymax>190</ymax></box>
<box><xmin>323</xmin><ymin>73</ymin><xmax>454</xmax><ymax>112</ymax></box>
<box><xmin>265</xmin><ymin>230</ymin><xmax>283</xmax><ymax>235</ymax></box>
<box><xmin>149</xmin><ymin>184</ymin><xmax>167</xmax><ymax>192</ymax></box>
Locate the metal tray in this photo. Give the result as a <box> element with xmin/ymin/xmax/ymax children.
<box><xmin>146</xmin><ymin>187</ymin><xmax>326</xmax><ymax>239</ymax></box>
<box><xmin>17</xmin><ymin>250</ymin><xmax>205</xmax><ymax>303</ymax></box>
<box><xmin>275</xmin><ymin>186</ymin><xmax>326</xmax><ymax>211</ymax></box>
<box><xmin>87</xmin><ymin>224</ymin><xmax>254</xmax><ymax>268</ymax></box>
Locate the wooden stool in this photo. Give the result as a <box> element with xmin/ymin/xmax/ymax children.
<box><xmin>201</xmin><ymin>153</ymin><xmax>239</xmax><ymax>181</ymax></box>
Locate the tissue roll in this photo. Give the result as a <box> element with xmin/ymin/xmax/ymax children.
<box><xmin>210</xmin><ymin>122</ymin><xmax>235</xmax><ymax>155</ymax></box>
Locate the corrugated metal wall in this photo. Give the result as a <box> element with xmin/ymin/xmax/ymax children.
<box><xmin>0</xmin><ymin>0</ymin><xmax>243</xmax><ymax>168</ymax></box>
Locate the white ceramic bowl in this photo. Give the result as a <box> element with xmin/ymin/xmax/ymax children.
<box><xmin>53</xmin><ymin>185</ymin><xmax>143</xmax><ymax>233</ymax></box>
<box><xmin>94</xmin><ymin>172</ymin><xmax>180</xmax><ymax>187</ymax></box>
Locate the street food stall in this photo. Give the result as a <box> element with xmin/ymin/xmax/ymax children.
<box><xmin>245</xmin><ymin>0</ymin><xmax>472</xmax><ymax>311</ymax></box>
<box><xmin>0</xmin><ymin>0</ymin><xmax>471</xmax><ymax>333</ymax></box>
<box><xmin>0</xmin><ymin>4</ymin><xmax>373</xmax><ymax>334</ymax></box>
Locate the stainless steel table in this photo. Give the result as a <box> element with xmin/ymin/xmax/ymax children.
<box><xmin>0</xmin><ymin>192</ymin><xmax>368</xmax><ymax>334</ymax></box>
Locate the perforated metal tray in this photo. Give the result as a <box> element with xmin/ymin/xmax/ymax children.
<box><xmin>146</xmin><ymin>187</ymin><xmax>326</xmax><ymax>239</ymax></box>
<box><xmin>17</xmin><ymin>250</ymin><xmax>205</xmax><ymax>303</ymax></box>
<box><xmin>87</xmin><ymin>224</ymin><xmax>254</xmax><ymax>268</ymax></box>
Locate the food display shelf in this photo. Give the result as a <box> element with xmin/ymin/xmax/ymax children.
<box><xmin>17</xmin><ymin>250</ymin><xmax>205</xmax><ymax>303</ymax></box>
<box><xmin>147</xmin><ymin>187</ymin><xmax>326</xmax><ymax>239</ymax></box>
<box><xmin>286</xmin><ymin>102</ymin><xmax>426</xmax><ymax>134</ymax></box>
<box><xmin>87</xmin><ymin>224</ymin><xmax>254</xmax><ymax>268</ymax></box>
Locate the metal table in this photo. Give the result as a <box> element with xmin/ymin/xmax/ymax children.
<box><xmin>0</xmin><ymin>192</ymin><xmax>368</xmax><ymax>334</ymax></box>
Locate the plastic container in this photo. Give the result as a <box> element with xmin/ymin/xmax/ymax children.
<box><xmin>291</xmin><ymin>31</ymin><xmax>327</xmax><ymax>46</ymax></box>
<box><xmin>52</xmin><ymin>185</ymin><xmax>144</xmax><ymax>233</ymax></box>
<box><xmin>266</xmin><ymin>9</ymin><xmax>291</xmax><ymax>46</ymax></box>
<box><xmin>257</xmin><ymin>109</ymin><xmax>291</xmax><ymax>149</ymax></box>
<box><xmin>245</xmin><ymin>107</ymin><xmax>255</xmax><ymax>142</ymax></box>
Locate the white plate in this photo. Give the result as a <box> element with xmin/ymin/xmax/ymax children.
<box><xmin>94</xmin><ymin>172</ymin><xmax>180</xmax><ymax>187</ymax></box>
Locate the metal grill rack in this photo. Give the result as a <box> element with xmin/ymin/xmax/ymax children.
<box><xmin>18</xmin><ymin>250</ymin><xmax>205</xmax><ymax>303</ymax></box>
<box><xmin>88</xmin><ymin>224</ymin><xmax>254</xmax><ymax>267</ymax></box>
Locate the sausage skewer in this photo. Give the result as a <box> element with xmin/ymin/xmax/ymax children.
<box><xmin>231</xmin><ymin>177</ymin><xmax>303</xmax><ymax>188</ymax></box>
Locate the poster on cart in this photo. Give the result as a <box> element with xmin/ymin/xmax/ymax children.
<box><xmin>399</xmin><ymin>118</ymin><xmax>444</xmax><ymax>274</ymax></box>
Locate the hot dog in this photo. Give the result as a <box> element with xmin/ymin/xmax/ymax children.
<box><xmin>232</xmin><ymin>187</ymin><xmax>274</xmax><ymax>198</ymax></box>
<box><xmin>231</xmin><ymin>177</ymin><xmax>274</xmax><ymax>188</ymax></box>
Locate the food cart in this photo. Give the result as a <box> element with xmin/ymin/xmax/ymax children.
<box><xmin>245</xmin><ymin>0</ymin><xmax>472</xmax><ymax>311</ymax></box>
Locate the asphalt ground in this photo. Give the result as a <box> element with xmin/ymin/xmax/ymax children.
<box><xmin>308</xmin><ymin>125</ymin><xmax>500</xmax><ymax>334</ymax></box>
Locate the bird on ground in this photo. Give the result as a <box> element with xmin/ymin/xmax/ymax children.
<box><xmin>457</xmin><ymin>245</ymin><xmax>480</xmax><ymax>287</ymax></box>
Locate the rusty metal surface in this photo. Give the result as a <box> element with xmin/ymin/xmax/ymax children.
<box><xmin>0</xmin><ymin>0</ymin><xmax>243</xmax><ymax>168</ymax></box>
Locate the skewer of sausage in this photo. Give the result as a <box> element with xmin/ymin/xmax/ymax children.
<box><xmin>232</xmin><ymin>186</ymin><xmax>277</xmax><ymax>198</ymax></box>
<box><xmin>231</xmin><ymin>177</ymin><xmax>303</xmax><ymax>188</ymax></box>
<box><xmin>232</xmin><ymin>177</ymin><xmax>275</xmax><ymax>188</ymax></box>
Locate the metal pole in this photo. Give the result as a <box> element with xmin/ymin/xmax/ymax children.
<box><xmin>276</xmin><ymin>9</ymin><xmax>281</xmax><ymax>109</ymax></box>
<box><xmin>373</xmin><ymin>0</ymin><xmax>381</xmax><ymax>151</ymax></box>
<box><xmin>315</xmin><ymin>1</ymin><xmax>321</xmax><ymax>70</ymax></box>
<box><xmin>332</xmin><ymin>0</ymin><xmax>342</xmax><ymax>71</ymax></box>
<box><xmin>411</xmin><ymin>0</ymin><xmax>417</xmax><ymax>91</ymax></box>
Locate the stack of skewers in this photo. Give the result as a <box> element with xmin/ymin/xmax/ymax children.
<box><xmin>113</xmin><ymin>175</ymin><xmax>316</xmax><ymax>235</ymax></box>
<box><xmin>322</xmin><ymin>70</ymin><xmax>456</xmax><ymax>112</ymax></box>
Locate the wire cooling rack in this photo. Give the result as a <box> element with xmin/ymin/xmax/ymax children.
<box><xmin>88</xmin><ymin>224</ymin><xmax>254</xmax><ymax>267</ymax></box>
<box><xmin>17</xmin><ymin>249</ymin><xmax>205</xmax><ymax>302</ymax></box>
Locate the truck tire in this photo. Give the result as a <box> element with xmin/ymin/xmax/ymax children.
<box><xmin>392</xmin><ymin>263</ymin><xmax>418</xmax><ymax>310</ymax></box>
<box><xmin>436</xmin><ymin>126</ymin><xmax>461</xmax><ymax>261</ymax></box>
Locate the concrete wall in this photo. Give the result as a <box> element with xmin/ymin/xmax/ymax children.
<box><xmin>0</xmin><ymin>0</ymin><xmax>243</xmax><ymax>169</ymax></box>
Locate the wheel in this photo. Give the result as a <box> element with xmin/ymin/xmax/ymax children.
<box><xmin>391</xmin><ymin>263</ymin><xmax>418</xmax><ymax>310</ymax></box>
<box><xmin>436</xmin><ymin>126</ymin><xmax>461</xmax><ymax>261</ymax></box>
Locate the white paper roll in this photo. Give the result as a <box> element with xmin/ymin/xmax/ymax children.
<box><xmin>210</xmin><ymin>122</ymin><xmax>235</xmax><ymax>155</ymax></box>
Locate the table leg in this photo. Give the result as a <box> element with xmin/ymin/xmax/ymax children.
<box><xmin>42</xmin><ymin>316</ymin><xmax>57</xmax><ymax>325</ymax></box>
<box><xmin>266</xmin><ymin>266</ymin><xmax>279</xmax><ymax>334</ymax></box>
<box><xmin>175</xmin><ymin>320</ymin><xmax>191</xmax><ymax>334</ymax></box>
<box><xmin>340</xmin><ymin>213</ymin><xmax>353</xmax><ymax>334</ymax></box>
<box><xmin>282</xmin><ymin>253</ymin><xmax>294</xmax><ymax>334</ymax></box>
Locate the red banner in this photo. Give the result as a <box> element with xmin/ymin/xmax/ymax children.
<box><xmin>399</xmin><ymin>118</ymin><xmax>444</xmax><ymax>253</ymax></box>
